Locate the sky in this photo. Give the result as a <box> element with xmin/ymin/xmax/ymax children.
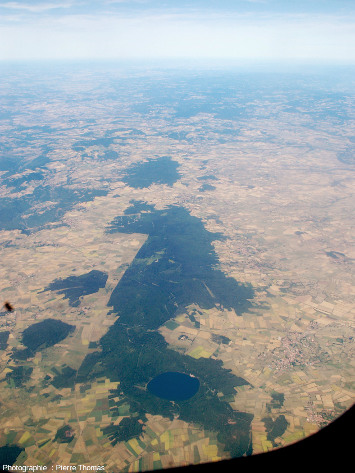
<box><xmin>0</xmin><ymin>0</ymin><xmax>354</xmax><ymax>62</ymax></box>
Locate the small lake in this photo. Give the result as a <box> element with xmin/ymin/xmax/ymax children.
<box><xmin>147</xmin><ymin>371</ymin><xmax>200</xmax><ymax>401</ymax></box>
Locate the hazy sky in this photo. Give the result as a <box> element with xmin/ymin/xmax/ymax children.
<box><xmin>1</xmin><ymin>0</ymin><xmax>354</xmax><ymax>62</ymax></box>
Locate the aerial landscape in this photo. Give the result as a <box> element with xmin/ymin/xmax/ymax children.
<box><xmin>0</xmin><ymin>0</ymin><xmax>354</xmax><ymax>471</ymax></box>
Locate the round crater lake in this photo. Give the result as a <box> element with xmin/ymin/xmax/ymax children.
<box><xmin>147</xmin><ymin>372</ymin><xmax>200</xmax><ymax>401</ymax></box>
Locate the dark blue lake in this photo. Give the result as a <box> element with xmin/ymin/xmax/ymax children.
<box><xmin>147</xmin><ymin>372</ymin><xmax>200</xmax><ymax>401</ymax></box>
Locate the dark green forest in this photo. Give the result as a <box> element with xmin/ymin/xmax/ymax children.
<box><xmin>76</xmin><ymin>201</ymin><xmax>255</xmax><ymax>456</ymax></box>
